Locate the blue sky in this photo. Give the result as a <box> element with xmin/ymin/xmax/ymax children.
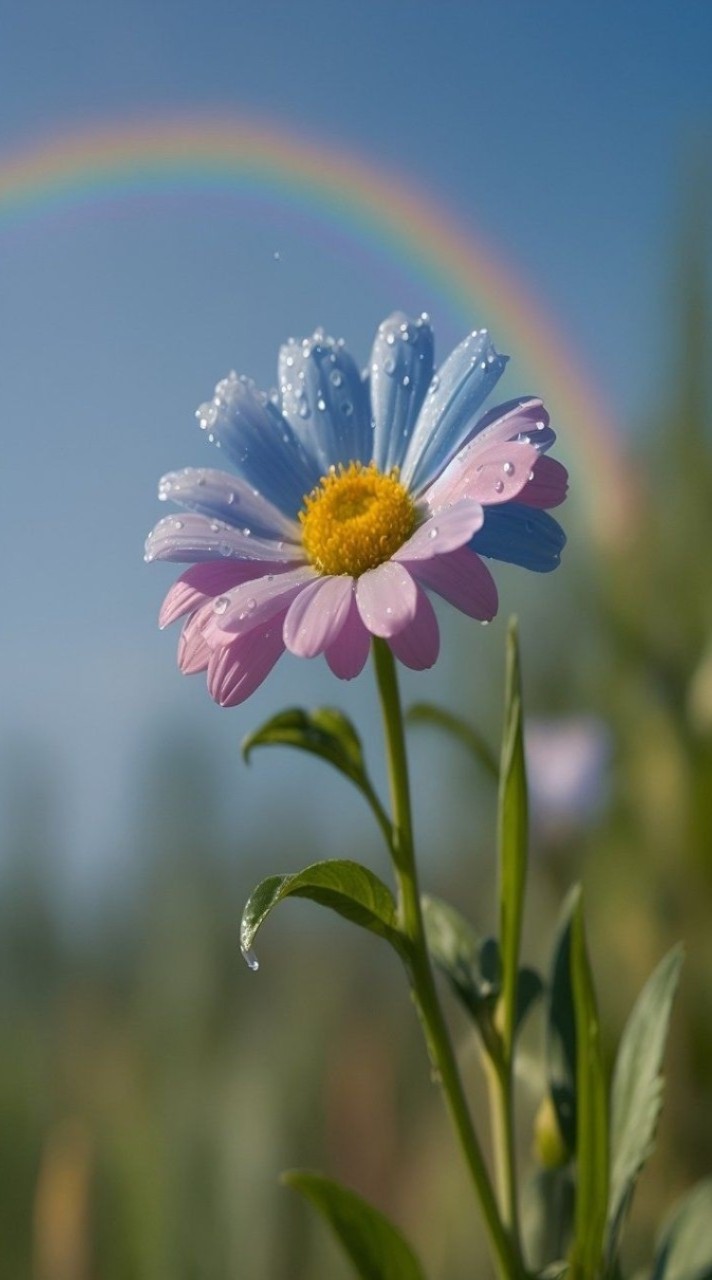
<box><xmin>1</xmin><ymin>1</ymin><xmax>710</xmax><ymax>894</ymax></box>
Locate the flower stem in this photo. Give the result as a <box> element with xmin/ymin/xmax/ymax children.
<box><xmin>371</xmin><ymin>639</ymin><xmax>523</xmax><ymax>1280</ymax></box>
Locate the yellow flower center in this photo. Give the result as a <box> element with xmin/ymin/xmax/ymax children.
<box><xmin>299</xmin><ymin>461</ymin><xmax>417</xmax><ymax>577</ymax></box>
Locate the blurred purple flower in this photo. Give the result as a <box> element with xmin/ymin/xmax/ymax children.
<box><xmin>146</xmin><ymin>313</ymin><xmax>567</xmax><ymax>706</ymax></box>
<box><xmin>525</xmin><ymin>715</ymin><xmax>611</xmax><ymax>835</ymax></box>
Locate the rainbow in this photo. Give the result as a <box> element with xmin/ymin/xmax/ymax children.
<box><xmin>0</xmin><ymin>114</ymin><xmax>630</xmax><ymax>543</ymax></box>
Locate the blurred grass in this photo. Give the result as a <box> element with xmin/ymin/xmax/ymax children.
<box><xmin>1</xmin><ymin>193</ymin><xmax>711</xmax><ymax>1279</ymax></box>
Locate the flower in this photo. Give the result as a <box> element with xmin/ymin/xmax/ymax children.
<box><xmin>146</xmin><ymin>313</ymin><xmax>567</xmax><ymax>706</ymax></box>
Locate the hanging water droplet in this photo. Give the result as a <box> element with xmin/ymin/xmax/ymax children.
<box><xmin>503</xmin><ymin>461</ymin><xmax>515</xmax><ymax>475</ymax></box>
<box><xmin>242</xmin><ymin>947</ymin><xmax>260</xmax><ymax>972</ymax></box>
<box><xmin>481</xmin><ymin>619</ymin><xmax>490</xmax><ymax>627</ymax></box>
<box><xmin>213</xmin><ymin>596</ymin><xmax>229</xmax><ymax>615</ymax></box>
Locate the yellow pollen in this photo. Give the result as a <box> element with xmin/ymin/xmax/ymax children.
<box><xmin>299</xmin><ymin>461</ymin><xmax>417</xmax><ymax>577</ymax></box>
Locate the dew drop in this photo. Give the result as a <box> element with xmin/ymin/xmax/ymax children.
<box><xmin>503</xmin><ymin>461</ymin><xmax>515</xmax><ymax>476</ymax></box>
<box><xmin>481</xmin><ymin>619</ymin><xmax>490</xmax><ymax>627</ymax></box>
<box><xmin>329</xmin><ymin>370</ymin><xmax>343</xmax><ymax>387</ymax></box>
<box><xmin>402</xmin><ymin>374</ymin><xmax>411</xmax><ymax>387</ymax></box>
<box><xmin>536</xmin><ymin>420</ymin><xmax>545</xmax><ymax>430</ymax></box>
<box><xmin>174</xmin><ymin>519</ymin><xmax>183</xmax><ymax>530</ymax></box>
<box><xmin>298</xmin><ymin>403</ymin><xmax>311</xmax><ymax>418</ymax></box>
<box><xmin>430</xmin><ymin>375</ymin><xmax>440</xmax><ymax>394</ymax></box>
<box><xmin>210</xmin><ymin>521</ymin><xmax>220</xmax><ymax>532</ymax></box>
<box><xmin>246</xmin><ymin>598</ymin><xmax>256</xmax><ymax>612</ymax></box>
<box><xmin>494</xmin><ymin>480</ymin><xmax>505</xmax><ymax>494</ymax></box>
<box><xmin>342</xmin><ymin>401</ymin><xmax>353</xmax><ymax>416</ymax></box>
<box><xmin>219</xmin><ymin>542</ymin><xmax>233</xmax><ymax>557</ymax></box>
<box><xmin>385</xmin><ymin>332</ymin><xmax>396</xmax><ymax>346</ymax></box>
<box><xmin>273</xmin><ymin>250</ymin><xmax>281</xmax><ymax>261</ymax></box>
<box><xmin>528</xmin><ymin>470</ymin><xmax>535</xmax><ymax>482</ymax></box>
<box><xmin>429</xmin><ymin>527</ymin><xmax>439</xmax><ymax>539</ymax></box>
<box><xmin>227</xmin><ymin>491</ymin><xmax>237</xmax><ymax>505</ymax></box>
<box><xmin>213</xmin><ymin>596</ymin><xmax>229</xmax><ymax>615</ymax></box>
<box><xmin>384</xmin><ymin>357</ymin><xmax>396</xmax><ymax>375</ymax></box>
<box><xmin>285</xmin><ymin>355</ymin><xmax>294</xmax><ymax>368</ymax></box>
<box><xmin>317</xmin><ymin>397</ymin><xmax>326</xmax><ymax>411</ymax></box>
<box><xmin>242</xmin><ymin>527</ymin><xmax>251</xmax><ymax>538</ymax></box>
<box><xmin>242</xmin><ymin>947</ymin><xmax>260</xmax><ymax>972</ymax></box>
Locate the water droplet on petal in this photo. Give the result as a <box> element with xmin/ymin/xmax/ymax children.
<box><xmin>210</xmin><ymin>521</ymin><xmax>220</xmax><ymax>532</ymax></box>
<box><xmin>494</xmin><ymin>479</ymin><xmax>505</xmax><ymax>494</ymax></box>
<box><xmin>219</xmin><ymin>542</ymin><xmax>233</xmax><ymax>557</ymax></box>
<box><xmin>317</xmin><ymin>397</ymin><xmax>326</xmax><ymax>411</ymax></box>
<box><xmin>329</xmin><ymin>370</ymin><xmax>343</xmax><ymax>387</ymax></box>
<box><xmin>342</xmin><ymin>401</ymin><xmax>353</xmax><ymax>416</ymax></box>
<box><xmin>227</xmin><ymin>491</ymin><xmax>237</xmax><ymax>505</ymax></box>
<box><xmin>503</xmin><ymin>461</ymin><xmax>515</xmax><ymax>476</ymax></box>
<box><xmin>213</xmin><ymin>596</ymin><xmax>229</xmax><ymax>615</ymax></box>
<box><xmin>384</xmin><ymin>357</ymin><xmax>396</xmax><ymax>375</ymax></box>
<box><xmin>528</xmin><ymin>470</ymin><xmax>535</xmax><ymax>482</ymax></box>
<box><xmin>242</xmin><ymin>527</ymin><xmax>251</xmax><ymax>538</ymax></box>
<box><xmin>386</xmin><ymin>332</ymin><xmax>396</xmax><ymax>346</ymax></box>
<box><xmin>174</xmin><ymin>519</ymin><xmax>183</xmax><ymax>530</ymax></box>
<box><xmin>299</xmin><ymin>403</ymin><xmax>310</xmax><ymax>418</ymax></box>
<box><xmin>429</xmin><ymin>527</ymin><xmax>439</xmax><ymax>539</ymax></box>
<box><xmin>402</xmin><ymin>374</ymin><xmax>411</xmax><ymax>387</ymax></box>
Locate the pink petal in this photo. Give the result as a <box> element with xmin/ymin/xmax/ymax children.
<box><xmin>388</xmin><ymin>587</ymin><xmax>440</xmax><ymax>670</ymax></box>
<box><xmin>462</xmin><ymin>397</ymin><xmax>549</xmax><ymax>452</ymax></box>
<box><xmin>411</xmin><ymin>546</ymin><xmax>498</xmax><ymax>621</ymax></box>
<box><xmin>177</xmin><ymin>603</ymin><xmax>214</xmax><ymax>674</ymax></box>
<box><xmin>325</xmin><ymin>594</ymin><xmax>371</xmax><ymax>679</ymax></box>
<box><xmin>425</xmin><ymin>440</ymin><xmax>539</xmax><ymax>510</ymax></box>
<box><xmin>393</xmin><ymin>500</ymin><xmax>484</xmax><ymax>563</ymax></box>
<box><xmin>207</xmin><ymin>620</ymin><xmax>286</xmax><ymax>708</ymax></box>
<box><xmin>204</xmin><ymin>566</ymin><xmax>316</xmax><ymax>644</ymax></box>
<box><xmin>356</xmin><ymin>561</ymin><xmax>418</xmax><ymax>638</ymax></box>
<box><xmin>283</xmin><ymin>576</ymin><xmax>355</xmax><ymax>658</ymax></box>
<box><xmin>159</xmin><ymin>561</ymin><xmax>285</xmax><ymax>628</ymax></box>
<box><xmin>517</xmin><ymin>455</ymin><xmax>569</xmax><ymax>509</ymax></box>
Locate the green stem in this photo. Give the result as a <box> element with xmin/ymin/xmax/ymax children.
<box><xmin>371</xmin><ymin>639</ymin><xmax>523</xmax><ymax>1280</ymax></box>
<box><xmin>486</xmin><ymin>1054</ymin><xmax>522</xmax><ymax>1255</ymax></box>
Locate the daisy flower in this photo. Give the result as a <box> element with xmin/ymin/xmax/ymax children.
<box><xmin>146</xmin><ymin>313</ymin><xmax>567</xmax><ymax>706</ymax></box>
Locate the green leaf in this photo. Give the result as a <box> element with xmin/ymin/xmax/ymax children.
<box><xmin>606</xmin><ymin>945</ymin><xmax>684</xmax><ymax>1267</ymax></box>
<box><xmin>242</xmin><ymin>707</ymin><xmax>391</xmax><ymax>841</ymax></box>
<box><xmin>497</xmin><ymin>618</ymin><xmax>529</xmax><ymax>1057</ymax></box>
<box><xmin>405</xmin><ymin>702</ymin><xmax>498</xmax><ymax>779</ymax></box>
<box><xmin>651</xmin><ymin>1178</ymin><xmax>712</xmax><ymax>1280</ymax></box>
<box><xmin>283</xmin><ymin>1169</ymin><xmax>428</xmax><ymax>1280</ymax></box>
<box><xmin>522</xmin><ymin>1168</ymin><xmax>575</xmax><ymax>1273</ymax></box>
<box><xmin>516</xmin><ymin>966</ymin><xmax>545</xmax><ymax>1032</ymax></box>
<box><xmin>569</xmin><ymin>888</ymin><xmax>609</xmax><ymax>1280</ymax></box>
<box><xmin>421</xmin><ymin>894</ymin><xmax>497</xmax><ymax>1019</ymax></box>
<box><xmin>240</xmin><ymin>860</ymin><xmax>406</xmax><ymax>962</ymax></box>
<box><xmin>546</xmin><ymin>889</ymin><xmax>579</xmax><ymax>1155</ymax></box>
<box><xmin>243</xmin><ymin>705</ymin><xmax>368</xmax><ymax>785</ymax></box>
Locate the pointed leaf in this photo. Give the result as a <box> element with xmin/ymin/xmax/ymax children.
<box><xmin>406</xmin><ymin>702</ymin><xmax>498</xmax><ymax>778</ymax></box>
<box><xmin>498</xmin><ymin>618</ymin><xmax>529</xmax><ymax>1057</ymax></box>
<box><xmin>243</xmin><ymin>706</ymin><xmax>367</xmax><ymax>785</ymax></box>
<box><xmin>569</xmin><ymin>888</ymin><xmax>609</xmax><ymax>1280</ymax></box>
<box><xmin>421</xmin><ymin>894</ymin><xmax>495</xmax><ymax>1019</ymax></box>
<box><xmin>283</xmin><ymin>1169</ymin><xmax>428</xmax><ymax>1280</ymax></box>
<box><xmin>651</xmin><ymin>1178</ymin><xmax>712</xmax><ymax>1280</ymax></box>
<box><xmin>517</xmin><ymin>966</ymin><xmax>545</xmax><ymax>1033</ymax></box>
<box><xmin>606</xmin><ymin>946</ymin><xmax>684</xmax><ymax>1266</ymax></box>
<box><xmin>240</xmin><ymin>860</ymin><xmax>406</xmax><ymax>962</ymax></box>
<box><xmin>546</xmin><ymin>888</ymin><xmax>579</xmax><ymax>1155</ymax></box>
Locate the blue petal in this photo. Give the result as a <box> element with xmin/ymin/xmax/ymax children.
<box><xmin>196</xmin><ymin>373</ymin><xmax>321</xmax><ymax>519</ymax></box>
<box><xmin>157</xmin><ymin>468</ymin><xmax>300</xmax><ymax>541</ymax></box>
<box><xmin>470</xmin><ymin>503</ymin><xmax>566</xmax><ymax>572</ymax></box>
<box><xmin>369</xmin><ymin>312</ymin><xmax>434</xmax><ymax>473</ymax></box>
<box><xmin>402</xmin><ymin>329</ymin><xmax>508</xmax><ymax>494</ymax></box>
<box><xmin>279</xmin><ymin>329</ymin><xmax>371</xmax><ymax>472</ymax></box>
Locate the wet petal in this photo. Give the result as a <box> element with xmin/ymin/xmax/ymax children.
<box><xmin>205</xmin><ymin>566</ymin><xmax>316</xmax><ymax>640</ymax></box>
<box><xmin>159</xmin><ymin>561</ymin><xmax>286</xmax><ymax>628</ymax></box>
<box><xmin>517</xmin><ymin>455</ymin><xmax>569</xmax><ymax>508</ymax></box>
<box><xmin>325</xmin><ymin>593</ymin><xmax>371</xmax><ymax>679</ymax></box>
<box><xmin>207</xmin><ymin>620</ymin><xmax>287</xmax><ymax>707</ymax></box>
<box><xmin>394</xmin><ymin>500</ymin><xmax>484</xmax><ymax>563</ymax></box>
<box><xmin>356</xmin><ymin>561</ymin><xmax>418</xmax><ymax>637</ymax></box>
<box><xmin>471</xmin><ymin>503</ymin><xmax>566</xmax><ymax>572</ymax></box>
<box><xmin>157</xmin><ymin>468</ymin><xmax>299</xmax><ymax>540</ymax></box>
<box><xmin>411</xmin><ymin>546</ymin><xmax>498</xmax><ymax>621</ymax></box>
<box><xmin>401</xmin><ymin>329</ymin><xmax>508</xmax><ymax>493</ymax></box>
<box><xmin>279</xmin><ymin>331</ymin><xmax>371</xmax><ymax>471</ymax></box>
<box><xmin>177</xmin><ymin>604</ymin><xmax>214</xmax><ymax>674</ymax></box>
<box><xmin>283</xmin><ymin>575</ymin><xmax>355</xmax><ymax>658</ymax></box>
<box><xmin>196</xmin><ymin>371</ymin><xmax>321</xmax><ymax>517</ymax></box>
<box><xmin>424</xmin><ymin>440</ymin><xmax>539</xmax><ymax>510</ymax></box>
<box><xmin>369</xmin><ymin>312</ymin><xmax>434</xmax><ymax>473</ymax></box>
<box><xmin>388</xmin><ymin>587</ymin><xmax>440</xmax><ymax>670</ymax></box>
<box><xmin>460</xmin><ymin>397</ymin><xmax>554</xmax><ymax>454</ymax></box>
<box><xmin>144</xmin><ymin>513</ymin><xmax>304</xmax><ymax>565</ymax></box>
